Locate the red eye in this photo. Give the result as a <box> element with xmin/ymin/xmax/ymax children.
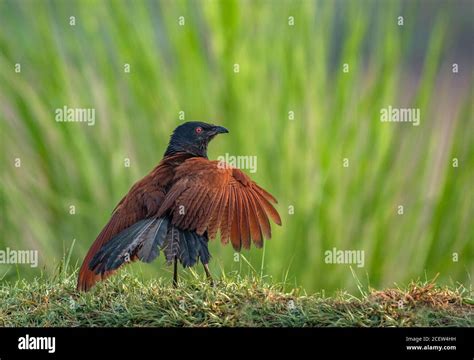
<box><xmin>195</xmin><ymin>127</ymin><xmax>203</xmax><ymax>134</ymax></box>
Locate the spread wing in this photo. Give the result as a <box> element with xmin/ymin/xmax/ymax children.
<box><xmin>76</xmin><ymin>161</ymin><xmax>172</xmax><ymax>291</ymax></box>
<box><xmin>157</xmin><ymin>157</ymin><xmax>282</xmax><ymax>251</ymax></box>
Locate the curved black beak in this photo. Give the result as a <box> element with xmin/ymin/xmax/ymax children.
<box><xmin>211</xmin><ymin>125</ymin><xmax>229</xmax><ymax>134</ymax></box>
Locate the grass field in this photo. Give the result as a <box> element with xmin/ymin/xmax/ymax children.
<box><xmin>0</xmin><ymin>0</ymin><xmax>473</xmax><ymax>295</ymax></box>
<box><xmin>0</xmin><ymin>268</ymin><xmax>472</xmax><ymax>327</ymax></box>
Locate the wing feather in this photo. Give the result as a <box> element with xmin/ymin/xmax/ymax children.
<box><xmin>158</xmin><ymin>158</ymin><xmax>281</xmax><ymax>251</ymax></box>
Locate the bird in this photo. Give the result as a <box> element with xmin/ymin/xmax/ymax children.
<box><xmin>77</xmin><ymin>121</ymin><xmax>281</xmax><ymax>291</ymax></box>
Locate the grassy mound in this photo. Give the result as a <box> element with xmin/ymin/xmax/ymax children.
<box><xmin>0</xmin><ymin>272</ymin><xmax>472</xmax><ymax>327</ymax></box>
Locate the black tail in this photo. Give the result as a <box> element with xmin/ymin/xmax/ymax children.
<box><xmin>89</xmin><ymin>217</ymin><xmax>210</xmax><ymax>275</ymax></box>
<box><xmin>163</xmin><ymin>225</ymin><xmax>211</xmax><ymax>267</ymax></box>
<box><xmin>89</xmin><ymin>217</ymin><xmax>169</xmax><ymax>274</ymax></box>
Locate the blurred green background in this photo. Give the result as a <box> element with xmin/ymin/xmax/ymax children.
<box><xmin>0</xmin><ymin>0</ymin><xmax>472</xmax><ymax>294</ymax></box>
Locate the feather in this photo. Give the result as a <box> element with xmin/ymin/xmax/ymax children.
<box><xmin>253</xmin><ymin>183</ymin><xmax>278</xmax><ymax>203</ymax></box>
<box><xmin>252</xmin><ymin>188</ymin><xmax>282</xmax><ymax>225</ymax></box>
<box><xmin>182</xmin><ymin>186</ymin><xmax>207</xmax><ymax>229</ymax></box>
<box><xmin>230</xmin><ymin>187</ymin><xmax>241</xmax><ymax>251</ymax></box>
<box><xmin>245</xmin><ymin>191</ymin><xmax>263</xmax><ymax>247</ymax></box>
<box><xmin>249</xmin><ymin>189</ymin><xmax>272</xmax><ymax>239</ymax></box>
<box><xmin>137</xmin><ymin>217</ymin><xmax>169</xmax><ymax>263</ymax></box>
<box><xmin>196</xmin><ymin>233</ymin><xmax>211</xmax><ymax>264</ymax></box>
<box><xmin>196</xmin><ymin>189</ymin><xmax>220</xmax><ymax>235</ymax></box>
<box><xmin>180</xmin><ymin>231</ymin><xmax>199</xmax><ymax>267</ymax></box>
<box><xmin>162</xmin><ymin>225</ymin><xmax>180</xmax><ymax>264</ymax></box>
<box><xmin>207</xmin><ymin>190</ymin><xmax>225</xmax><ymax>239</ymax></box>
<box><xmin>239</xmin><ymin>188</ymin><xmax>251</xmax><ymax>249</ymax></box>
<box><xmin>220</xmin><ymin>196</ymin><xmax>231</xmax><ymax>244</ymax></box>
<box><xmin>178</xmin><ymin>230</ymin><xmax>191</xmax><ymax>266</ymax></box>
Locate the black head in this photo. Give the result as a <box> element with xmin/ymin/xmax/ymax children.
<box><xmin>164</xmin><ymin>121</ymin><xmax>229</xmax><ymax>158</ymax></box>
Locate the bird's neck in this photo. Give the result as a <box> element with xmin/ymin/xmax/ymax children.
<box><xmin>164</xmin><ymin>143</ymin><xmax>208</xmax><ymax>159</ymax></box>
<box><xmin>161</xmin><ymin>152</ymin><xmax>199</xmax><ymax>166</ymax></box>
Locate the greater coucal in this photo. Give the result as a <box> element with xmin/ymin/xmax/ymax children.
<box><xmin>77</xmin><ymin>121</ymin><xmax>281</xmax><ymax>291</ymax></box>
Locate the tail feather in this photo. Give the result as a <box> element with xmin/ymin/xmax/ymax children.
<box><xmin>137</xmin><ymin>217</ymin><xmax>168</xmax><ymax>262</ymax></box>
<box><xmin>196</xmin><ymin>233</ymin><xmax>211</xmax><ymax>264</ymax></box>
<box><xmin>179</xmin><ymin>231</ymin><xmax>191</xmax><ymax>266</ymax></box>
<box><xmin>77</xmin><ymin>212</ymin><xmax>125</xmax><ymax>292</ymax></box>
<box><xmin>90</xmin><ymin>219</ymin><xmax>152</xmax><ymax>273</ymax></box>
<box><xmin>78</xmin><ymin>217</ymin><xmax>210</xmax><ymax>292</ymax></box>
<box><xmin>162</xmin><ymin>225</ymin><xmax>210</xmax><ymax>267</ymax></box>
<box><xmin>179</xmin><ymin>229</ymin><xmax>209</xmax><ymax>267</ymax></box>
<box><xmin>77</xmin><ymin>217</ymin><xmax>168</xmax><ymax>291</ymax></box>
<box><xmin>91</xmin><ymin>217</ymin><xmax>168</xmax><ymax>274</ymax></box>
<box><xmin>184</xmin><ymin>231</ymin><xmax>198</xmax><ymax>266</ymax></box>
<box><xmin>163</xmin><ymin>226</ymin><xmax>180</xmax><ymax>264</ymax></box>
